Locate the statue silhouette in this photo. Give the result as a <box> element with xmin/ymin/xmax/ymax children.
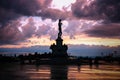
<box><xmin>50</xmin><ymin>19</ymin><xmax>68</xmax><ymax>58</ymax></box>
<box><xmin>58</xmin><ymin>19</ymin><xmax>62</xmax><ymax>38</ymax></box>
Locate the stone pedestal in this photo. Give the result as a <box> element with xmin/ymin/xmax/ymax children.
<box><xmin>50</xmin><ymin>37</ymin><xmax>68</xmax><ymax>57</ymax></box>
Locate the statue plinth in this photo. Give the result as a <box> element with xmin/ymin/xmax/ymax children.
<box><xmin>50</xmin><ymin>36</ymin><xmax>68</xmax><ymax>57</ymax></box>
<box><xmin>56</xmin><ymin>37</ymin><xmax>63</xmax><ymax>46</ymax></box>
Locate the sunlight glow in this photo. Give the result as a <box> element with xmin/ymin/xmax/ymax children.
<box><xmin>50</xmin><ymin>0</ymin><xmax>76</xmax><ymax>11</ymax></box>
<box><xmin>63</xmin><ymin>35</ymin><xmax>120</xmax><ymax>47</ymax></box>
<box><xmin>0</xmin><ymin>34</ymin><xmax>120</xmax><ymax>48</ymax></box>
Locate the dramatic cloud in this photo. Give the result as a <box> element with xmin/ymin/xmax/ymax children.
<box><xmin>96</xmin><ymin>0</ymin><xmax>120</xmax><ymax>22</ymax></box>
<box><xmin>1</xmin><ymin>0</ymin><xmax>120</xmax><ymax>25</ymax></box>
<box><xmin>71</xmin><ymin>0</ymin><xmax>120</xmax><ymax>22</ymax></box>
<box><xmin>84</xmin><ymin>23</ymin><xmax>120</xmax><ymax>38</ymax></box>
<box><xmin>0</xmin><ymin>7</ymin><xmax>20</xmax><ymax>25</ymax></box>
<box><xmin>0</xmin><ymin>17</ymin><xmax>34</xmax><ymax>44</ymax></box>
<box><xmin>71</xmin><ymin>0</ymin><xmax>97</xmax><ymax>19</ymax></box>
<box><xmin>0</xmin><ymin>0</ymin><xmax>53</xmax><ymax>25</ymax></box>
<box><xmin>64</xmin><ymin>19</ymin><xmax>102</xmax><ymax>39</ymax></box>
<box><xmin>0</xmin><ymin>17</ymin><xmax>58</xmax><ymax>45</ymax></box>
<box><xmin>0</xmin><ymin>0</ymin><xmax>72</xmax><ymax>25</ymax></box>
<box><xmin>0</xmin><ymin>0</ymin><xmax>72</xmax><ymax>45</ymax></box>
<box><xmin>0</xmin><ymin>0</ymin><xmax>120</xmax><ymax>49</ymax></box>
<box><xmin>0</xmin><ymin>20</ymin><xmax>23</xmax><ymax>44</ymax></box>
<box><xmin>0</xmin><ymin>0</ymin><xmax>46</xmax><ymax>15</ymax></box>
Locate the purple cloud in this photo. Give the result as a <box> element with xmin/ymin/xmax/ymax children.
<box><xmin>0</xmin><ymin>21</ymin><xmax>23</xmax><ymax>44</ymax></box>
<box><xmin>84</xmin><ymin>23</ymin><xmax>120</xmax><ymax>38</ymax></box>
<box><xmin>71</xmin><ymin>0</ymin><xmax>120</xmax><ymax>22</ymax></box>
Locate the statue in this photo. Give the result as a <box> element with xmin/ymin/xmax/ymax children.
<box><xmin>58</xmin><ymin>19</ymin><xmax>62</xmax><ymax>38</ymax></box>
<box><xmin>50</xmin><ymin>19</ymin><xmax>68</xmax><ymax>58</ymax></box>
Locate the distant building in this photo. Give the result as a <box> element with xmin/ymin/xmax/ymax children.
<box><xmin>50</xmin><ymin>19</ymin><xmax>68</xmax><ymax>57</ymax></box>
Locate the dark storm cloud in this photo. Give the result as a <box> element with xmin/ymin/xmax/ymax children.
<box><xmin>84</xmin><ymin>23</ymin><xmax>120</xmax><ymax>38</ymax></box>
<box><xmin>96</xmin><ymin>0</ymin><xmax>120</xmax><ymax>22</ymax></box>
<box><xmin>1</xmin><ymin>0</ymin><xmax>120</xmax><ymax>24</ymax></box>
<box><xmin>0</xmin><ymin>0</ymin><xmax>40</xmax><ymax>15</ymax></box>
<box><xmin>0</xmin><ymin>7</ymin><xmax>20</xmax><ymax>25</ymax></box>
<box><xmin>71</xmin><ymin>0</ymin><xmax>98</xmax><ymax>19</ymax></box>
<box><xmin>0</xmin><ymin>0</ymin><xmax>71</xmax><ymax>25</ymax></box>
<box><xmin>71</xmin><ymin>0</ymin><xmax>120</xmax><ymax>22</ymax></box>
<box><xmin>0</xmin><ymin>0</ymin><xmax>53</xmax><ymax>25</ymax></box>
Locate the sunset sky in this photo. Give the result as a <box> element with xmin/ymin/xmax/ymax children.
<box><xmin>0</xmin><ymin>0</ymin><xmax>120</xmax><ymax>56</ymax></box>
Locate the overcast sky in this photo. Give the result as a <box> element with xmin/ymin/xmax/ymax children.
<box><xmin>0</xmin><ymin>0</ymin><xmax>120</xmax><ymax>56</ymax></box>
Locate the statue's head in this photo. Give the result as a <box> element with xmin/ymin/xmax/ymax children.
<box><xmin>59</xmin><ymin>19</ymin><xmax>62</xmax><ymax>22</ymax></box>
